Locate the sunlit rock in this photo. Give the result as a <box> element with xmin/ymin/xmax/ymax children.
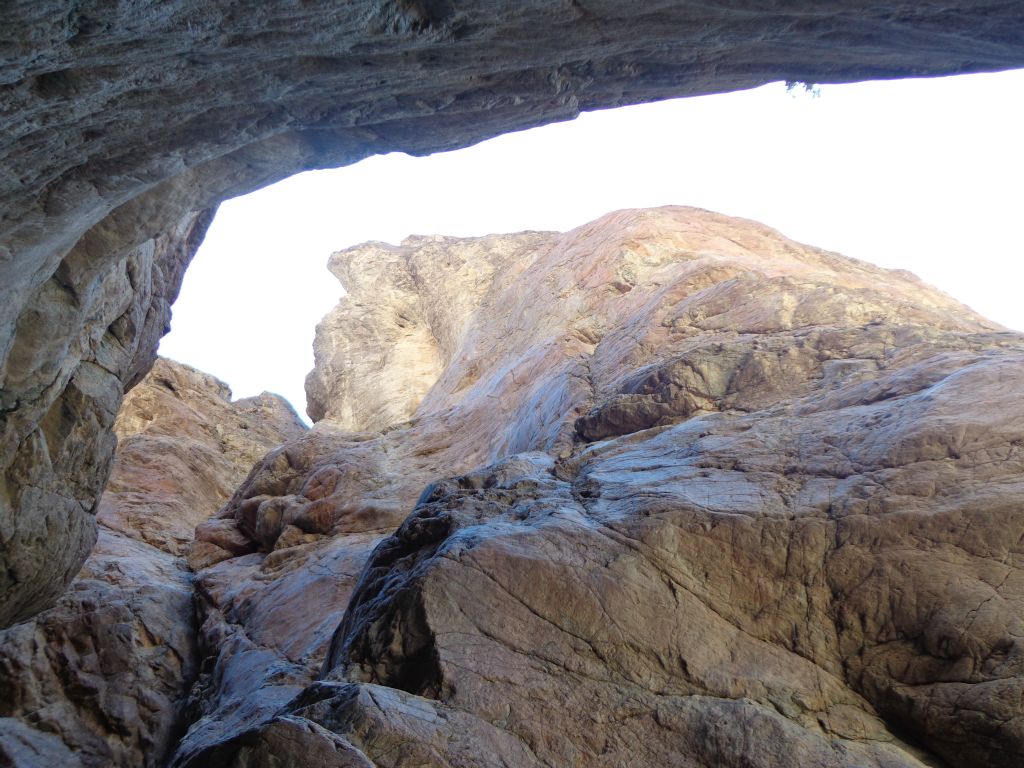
<box><xmin>174</xmin><ymin>208</ymin><xmax>1024</xmax><ymax>767</ymax></box>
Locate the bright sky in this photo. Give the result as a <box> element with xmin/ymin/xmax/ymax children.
<box><xmin>159</xmin><ymin>69</ymin><xmax>1024</xmax><ymax>420</ymax></box>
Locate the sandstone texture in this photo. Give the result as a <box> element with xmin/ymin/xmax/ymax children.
<box><xmin>3</xmin><ymin>2</ymin><xmax>1024</xmax><ymax>626</ymax></box>
<box><xmin>108</xmin><ymin>358</ymin><xmax>307</xmax><ymax>557</ymax></box>
<box><xmin>0</xmin><ymin>210</ymin><xmax>213</xmax><ymax>627</ymax></box>
<box><xmin>165</xmin><ymin>208</ymin><xmax>1024</xmax><ymax>767</ymax></box>
<box><xmin>0</xmin><ymin>358</ymin><xmax>304</xmax><ymax>767</ymax></box>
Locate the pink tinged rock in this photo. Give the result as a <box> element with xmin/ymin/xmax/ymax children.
<box><xmin>194</xmin><ymin>519</ymin><xmax>255</xmax><ymax>556</ymax></box>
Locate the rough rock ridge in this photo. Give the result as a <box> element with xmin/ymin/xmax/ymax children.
<box><xmin>4</xmin><ymin>2</ymin><xmax>1024</xmax><ymax>626</ymax></box>
<box><xmin>0</xmin><ymin>358</ymin><xmax>305</xmax><ymax>767</ymax></box>
<box><xmin>167</xmin><ymin>208</ymin><xmax>1023</xmax><ymax>768</ymax></box>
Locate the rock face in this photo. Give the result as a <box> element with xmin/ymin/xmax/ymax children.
<box><xmin>108</xmin><ymin>358</ymin><xmax>308</xmax><ymax>557</ymax></box>
<box><xmin>0</xmin><ymin>358</ymin><xmax>304</xmax><ymax>767</ymax></box>
<box><xmin>0</xmin><ymin>210</ymin><xmax>214</xmax><ymax>627</ymax></box>
<box><xmin>3</xmin><ymin>2</ymin><xmax>1024</xmax><ymax>627</ymax></box>
<box><xmin>166</xmin><ymin>207</ymin><xmax>1024</xmax><ymax>768</ymax></box>
<box><xmin>306</xmin><ymin>233</ymin><xmax>552</xmax><ymax>428</ymax></box>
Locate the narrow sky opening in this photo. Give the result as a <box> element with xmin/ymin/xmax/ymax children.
<box><xmin>159</xmin><ymin>70</ymin><xmax>1024</xmax><ymax>419</ymax></box>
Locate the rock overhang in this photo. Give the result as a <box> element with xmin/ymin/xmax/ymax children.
<box><xmin>2</xmin><ymin>0</ymin><xmax>1024</xmax><ymax>626</ymax></box>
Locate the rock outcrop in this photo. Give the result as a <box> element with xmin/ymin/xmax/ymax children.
<box><xmin>4</xmin><ymin>2</ymin><xmax>1024</xmax><ymax>626</ymax></box>
<box><xmin>0</xmin><ymin>358</ymin><xmax>304</xmax><ymax>767</ymax></box>
<box><xmin>167</xmin><ymin>208</ymin><xmax>1023</xmax><ymax>768</ymax></box>
<box><xmin>0</xmin><ymin>210</ymin><xmax>214</xmax><ymax>627</ymax></box>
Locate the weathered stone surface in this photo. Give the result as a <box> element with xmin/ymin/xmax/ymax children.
<box><xmin>0</xmin><ymin>358</ymin><xmax>304</xmax><ymax>767</ymax></box>
<box><xmin>0</xmin><ymin>210</ymin><xmax>213</xmax><ymax>627</ymax></box>
<box><xmin>306</xmin><ymin>233</ymin><xmax>550</xmax><ymax>427</ymax></box>
<box><xmin>174</xmin><ymin>531</ymin><xmax>386</xmax><ymax>766</ymax></box>
<box><xmin>171</xmin><ymin>208</ymin><xmax>1023</xmax><ymax>767</ymax></box>
<box><xmin>178</xmin><ymin>714</ymin><xmax>375</xmax><ymax>768</ymax></box>
<box><xmin>0</xmin><ymin>529</ymin><xmax>195</xmax><ymax>768</ymax></box>
<box><xmin>3</xmin><ymin>2</ymin><xmax>1024</xmax><ymax>626</ymax></box>
<box><xmin>104</xmin><ymin>358</ymin><xmax>307</xmax><ymax>555</ymax></box>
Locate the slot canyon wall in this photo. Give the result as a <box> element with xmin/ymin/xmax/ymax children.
<box><xmin>4</xmin><ymin>1</ymin><xmax>1024</xmax><ymax>626</ymax></box>
<box><xmin>171</xmin><ymin>207</ymin><xmax>1023</xmax><ymax>768</ymax></box>
<box><xmin>4</xmin><ymin>206</ymin><xmax>1021</xmax><ymax>766</ymax></box>
<box><xmin>0</xmin><ymin>358</ymin><xmax>305</xmax><ymax>766</ymax></box>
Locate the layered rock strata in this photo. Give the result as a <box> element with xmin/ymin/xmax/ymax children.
<box><xmin>0</xmin><ymin>358</ymin><xmax>304</xmax><ymax>767</ymax></box>
<box><xmin>170</xmin><ymin>208</ymin><xmax>1023</xmax><ymax>767</ymax></box>
<box><xmin>4</xmin><ymin>2</ymin><xmax>1024</xmax><ymax>625</ymax></box>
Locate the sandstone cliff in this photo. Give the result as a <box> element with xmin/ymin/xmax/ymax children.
<box><xmin>0</xmin><ymin>358</ymin><xmax>305</xmax><ymax>767</ymax></box>
<box><xmin>164</xmin><ymin>208</ymin><xmax>1023</xmax><ymax>768</ymax></box>
<box><xmin>4</xmin><ymin>3</ymin><xmax>1024</xmax><ymax>627</ymax></box>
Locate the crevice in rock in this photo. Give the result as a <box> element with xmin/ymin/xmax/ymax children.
<box><xmin>321</xmin><ymin>502</ymin><xmax>455</xmax><ymax>692</ymax></box>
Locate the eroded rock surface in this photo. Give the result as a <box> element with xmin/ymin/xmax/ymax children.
<box><xmin>0</xmin><ymin>209</ymin><xmax>214</xmax><ymax>626</ymax></box>
<box><xmin>108</xmin><ymin>358</ymin><xmax>307</xmax><ymax>556</ymax></box>
<box><xmin>0</xmin><ymin>358</ymin><xmax>304</xmax><ymax>767</ymax></box>
<box><xmin>3</xmin><ymin>2</ymin><xmax>1024</xmax><ymax>626</ymax></box>
<box><xmin>171</xmin><ymin>208</ymin><xmax>1024</xmax><ymax>767</ymax></box>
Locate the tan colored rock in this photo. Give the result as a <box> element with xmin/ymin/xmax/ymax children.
<box><xmin>0</xmin><ymin>210</ymin><xmax>213</xmax><ymax>627</ymax></box>
<box><xmin>194</xmin><ymin>519</ymin><xmax>255</xmax><ymax>555</ymax></box>
<box><xmin>105</xmin><ymin>357</ymin><xmax>306</xmax><ymax>555</ymax></box>
<box><xmin>171</xmin><ymin>207</ymin><xmax>1023</xmax><ymax>768</ymax></box>
<box><xmin>3</xmin><ymin>205</ymin><xmax>1018</xmax><ymax>766</ymax></box>
<box><xmin>0</xmin><ymin>358</ymin><xmax>305</xmax><ymax>767</ymax></box>
<box><xmin>4</xmin><ymin>2</ymin><xmax>1024</xmax><ymax>627</ymax></box>
<box><xmin>0</xmin><ymin>529</ymin><xmax>195</xmax><ymax>768</ymax></box>
<box><xmin>306</xmin><ymin>233</ymin><xmax>549</xmax><ymax>428</ymax></box>
<box><xmin>186</xmin><ymin>540</ymin><xmax>235</xmax><ymax>572</ymax></box>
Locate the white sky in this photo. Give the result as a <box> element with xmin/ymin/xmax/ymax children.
<box><xmin>159</xmin><ymin>69</ymin><xmax>1024</xmax><ymax>420</ymax></box>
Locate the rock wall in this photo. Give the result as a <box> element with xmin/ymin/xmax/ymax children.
<box><xmin>305</xmin><ymin>232</ymin><xmax>551</xmax><ymax>427</ymax></box>
<box><xmin>169</xmin><ymin>208</ymin><xmax>1024</xmax><ymax>767</ymax></box>
<box><xmin>3</xmin><ymin>1</ymin><xmax>1024</xmax><ymax>625</ymax></box>
<box><xmin>0</xmin><ymin>210</ymin><xmax>214</xmax><ymax>627</ymax></box>
<box><xmin>0</xmin><ymin>358</ymin><xmax>305</xmax><ymax>767</ymax></box>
